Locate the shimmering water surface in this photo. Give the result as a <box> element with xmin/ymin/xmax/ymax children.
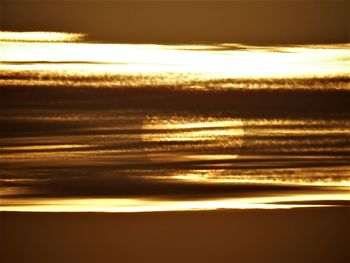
<box><xmin>0</xmin><ymin>32</ymin><xmax>349</xmax><ymax>212</ymax></box>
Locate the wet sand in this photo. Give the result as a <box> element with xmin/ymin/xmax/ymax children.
<box><xmin>1</xmin><ymin>207</ymin><xmax>349</xmax><ymax>263</ymax></box>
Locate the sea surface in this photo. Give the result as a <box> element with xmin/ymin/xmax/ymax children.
<box><xmin>0</xmin><ymin>32</ymin><xmax>349</xmax><ymax>211</ymax></box>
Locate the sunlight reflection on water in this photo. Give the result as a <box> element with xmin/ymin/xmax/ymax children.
<box><xmin>1</xmin><ymin>31</ymin><xmax>349</xmax><ymax>86</ymax></box>
<box><xmin>0</xmin><ymin>31</ymin><xmax>349</xmax><ymax>212</ymax></box>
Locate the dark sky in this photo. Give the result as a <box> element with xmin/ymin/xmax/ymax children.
<box><xmin>1</xmin><ymin>0</ymin><xmax>349</xmax><ymax>44</ymax></box>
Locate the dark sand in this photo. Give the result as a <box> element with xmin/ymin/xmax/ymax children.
<box><xmin>1</xmin><ymin>207</ymin><xmax>349</xmax><ymax>263</ymax></box>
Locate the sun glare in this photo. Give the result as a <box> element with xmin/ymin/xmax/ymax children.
<box><xmin>1</xmin><ymin>31</ymin><xmax>349</xmax><ymax>83</ymax></box>
<box><xmin>142</xmin><ymin>116</ymin><xmax>244</xmax><ymax>162</ymax></box>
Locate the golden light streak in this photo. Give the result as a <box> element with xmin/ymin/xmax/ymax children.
<box><xmin>1</xmin><ymin>32</ymin><xmax>349</xmax><ymax>81</ymax></box>
<box><xmin>1</xmin><ymin>193</ymin><xmax>349</xmax><ymax>212</ymax></box>
<box><xmin>167</xmin><ymin>171</ymin><xmax>350</xmax><ymax>187</ymax></box>
<box><xmin>1</xmin><ymin>144</ymin><xmax>86</xmax><ymax>151</ymax></box>
<box><xmin>0</xmin><ymin>31</ymin><xmax>84</xmax><ymax>42</ymax></box>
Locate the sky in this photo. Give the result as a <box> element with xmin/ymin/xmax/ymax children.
<box><xmin>1</xmin><ymin>0</ymin><xmax>349</xmax><ymax>44</ymax></box>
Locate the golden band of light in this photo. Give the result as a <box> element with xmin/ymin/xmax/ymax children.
<box><xmin>1</xmin><ymin>32</ymin><xmax>349</xmax><ymax>80</ymax></box>
<box><xmin>0</xmin><ymin>31</ymin><xmax>85</xmax><ymax>42</ymax></box>
<box><xmin>1</xmin><ymin>194</ymin><xmax>349</xmax><ymax>212</ymax></box>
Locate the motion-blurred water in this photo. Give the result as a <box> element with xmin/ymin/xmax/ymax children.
<box><xmin>1</xmin><ymin>33</ymin><xmax>349</xmax><ymax>211</ymax></box>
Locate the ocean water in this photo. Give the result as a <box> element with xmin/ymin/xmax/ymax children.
<box><xmin>0</xmin><ymin>32</ymin><xmax>349</xmax><ymax>211</ymax></box>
